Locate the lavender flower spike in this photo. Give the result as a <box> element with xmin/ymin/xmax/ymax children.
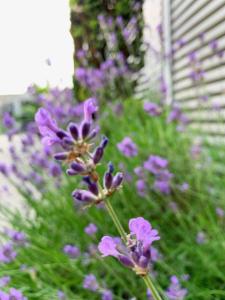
<box><xmin>98</xmin><ymin>217</ymin><xmax>160</xmax><ymax>275</ymax></box>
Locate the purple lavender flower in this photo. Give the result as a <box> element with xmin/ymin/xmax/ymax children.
<box><xmin>49</xmin><ymin>162</ymin><xmax>62</xmax><ymax>177</ymax></box>
<box><xmin>101</xmin><ymin>289</ymin><xmax>113</xmax><ymax>300</ymax></box>
<box><xmin>196</xmin><ymin>231</ymin><xmax>206</xmax><ymax>244</ymax></box>
<box><xmin>83</xmin><ymin>98</ymin><xmax>98</xmax><ymax>122</ymax></box>
<box><xmin>117</xmin><ymin>137</ymin><xmax>138</xmax><ymax>157</ymax></box>
<box><xmin>4</xmin><ymin>229</ymin><xmax>26</xmax><ymax>246</ymax></box>
<box><xmin>85</xmin><ymin>223</ymin><xmax>98</xmax><ymax>236</ymax></box>
<box><xmin>135</xmin><ymin>179</ymin><xmax>147</xmax><ymax>197</ymax></box>
<box><xmin>150</xmin><ymin>246</ymin><xmax>162</xmax><ymax>262</ymax></box>
<box><xmin>179</xmin><ymin>183</ymin><xmax>189</xmax><ymax>192</ymax></box>
<box><xmin>144</xmin><ymin>102</ymin><xmax>162</xmax><ymax>116</ymax></box>
<box><xmin>166</xmin><ymin>276</ymin><xmax>187</xmax><ymax>300</ymax></box>
<box><xmin>8</xmin><ymin>288</ymin><xmax>27</xmax><ymax>300</ymax></box>
<box><xmin>0</xmin><ymin>276</ymin><xmax>11</xmax><ymax>287</ymax></box>
<box><xmin>0</xmin><ymin>163</ymin><xmax>9</xmax><ymax>176</ymax></box>
<box><xmin>143</xmin><ymin>155</ymin><xmax>168</xmax><ymax>174</ymax></box>
<box><xmin>35</xmin><ymin>108</ymin><xmax>60</xmax><ymax>146</ymax></box>
<box><xmin>63</xmin><ymin>245</ymin><xmax>80</xmax><ymax>258</ymax></box>
<box><xmin>2</xmin><ymin>112</ymin><xmax>15</xmax><ymax>129</ymax></box>
<box><xmin>0</xmin><ymin>290</ymin><xmax>9</xmax><ymax>300</ymax></box>
<box><xmin>0</xmin><ymin>243</ymin><xmax>17</xmax><ymax>263</ymax></box>
<box><xmin>83</xmin><ymin>274</ymin><xmax>99</xmax><ymax>291</ymax></box>
<box><xmin>98</xmin><ymin>217</ymin><xmax>160</xmax><ymax>275</ymax></box>
<box><xmin>154</xmin><ymin>170</ymin><xmax>173</xmax><ymax>194</ymax></box>
<box><xmin>134</xmin><ymin>166</ymin><xmax>144</xmax><ymax>177</ymax></box>
<box><xmin>57</xmin><ymin>290</ymin><xmax>66</xmax><ymax>300</ymax></box>
<box><xmin>216</xmin><ymin>207</ymin><xmax>224</xmax><ymax>218</ymax></box>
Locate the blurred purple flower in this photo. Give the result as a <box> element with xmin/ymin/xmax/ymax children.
<box><xmin>0</xmin><ymin>276</ymin><xmax>11</xmax><ymax>287</ymax></box>
<box><xmin>63</xmin><ymin>245</ymin><xmax>80</xmax><ymax>258</ymax></box>
<box><xmin>0</xmin><ymin>243</ymin><xmax>17</xmax><ymax>263</ymax></box>
<box><xmin>117</xmin><ymin>137</ymin><xmax>138</xmax><ymax>157</ymax></box>
<box><xmin>8</xmin><ymin>288</ymin><xmax>27</xmax><ymax>300</ymax></box>
<box><xmin>101</xmin><ymin>289</ymin><xmax>113</xmax><ymax>300</ymax></box>
<box><xmin>196</xmin><ymin>231</ymin><xmax>206</xmax><ymax>244</ymax></box>
<box><xmin>166</xmin><ymin>276</ymin><xmax>187</xmax><ymax>300</ymax></box>
<box><xmin>2</xmin><ymin>112</ymin><xmax>15</xmax><ymax>129</ymax></box>
<box><xmin>83</xmin><ymin>274</ymin><xmax>99</xmax><ymax>291</ymax></box>
<box><xmin>144</xmin><ymin>102</ymin><xmax>162</xmax><ymax>116</ymax></box>
<box><xmin>57</xmin><ymin>290</ymin><xmax>66</xmax><ymax>300</ymax></box>
<box><xmin>179</xmin><ymin>183</ymin><xmax>189</xmax><ymax>192</ymax></box>
<box><xmin>85</xmin><ymin>223</ymin><xmax>98</xmax><ymax>236</ymax></box>
<box><xmin>216</xmin><ymin>207</ymin><xmax>224</xmax><ymax>218</ymax></box>
<box><xmin>143</xmin><ymin>155</ymin><xmax>168</xmax><ymax>174</ymax></box>
<box><xmin>135</xmin><ymin>179</ymin><xmax>147</xmax><ymax>197</ymax></box>
<box><xmin>4</xmin><ymin>229</ymin><xmax>26</xmax><ymax>246</ymax></box>
<box><xmin>49</xmin><ymin>162</ymin><xmax>62</xmax><ymax>177</ymax></box>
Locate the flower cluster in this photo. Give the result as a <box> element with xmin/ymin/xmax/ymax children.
<box><xmin>135</xmin><ymin>155</ymin><xmax>173</xmax><ymax>196</ymax></box>
<box><xmin>35</xmin><ymin>98</ymin><xmax>124</xmax><ymax>208</ymax></box>
<box><xmin>98</xmin><ymin>217</ymin><xmax>160</xmax><ymax>276</ymax></box>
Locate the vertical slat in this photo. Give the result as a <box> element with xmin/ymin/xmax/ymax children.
<box><xmin>163</xmin><ymin>0</ymin><xmax>173</xmax><ymax>104</ymax></box>
<box><xmin>167</xmin><ymin>0</ymin><xmax>225</xmax><ymax>137</ymax></box>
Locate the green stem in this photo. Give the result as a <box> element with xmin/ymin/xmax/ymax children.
<box><xmin>143</xmin><ymin>275</ymin><xmax>163</xmax><ymax>300</ymax></box>
<box><xmin>104</xmin><ymin>199</ymin><xmax>127</xmax><ymax>243</ymax></box>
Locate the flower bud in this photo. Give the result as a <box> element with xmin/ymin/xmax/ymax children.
<box><xmin>63</xmin><ymin>137</ymin><xmax>74</xmax><ymax>146</ymax></box>
<box><xmin>112</xmin><ymin>172</ymin><xmax>123</xmax><ymax>188</ymax></box>
<box><xmin>68</xmin><ymin>123</ymin><xmax>79</xmax><ymax>141</ymax></box>
<box><xmin>66</xmin><ymin>169</ymin><xmax>77</xmax><ymax>176</ymax></box>
<box><xmin>104</xmin><ymin>172</ymin><xmax>113</xmax><ymax>189</ymax></box>
<box><xmin>56</xmin><ymin>130</ymin><xmax>69</xmax><ymax>139</ymax></box>
<box><xmin>72</xmin><ymin>189</ymin><xmax>97</xmax><ymax>203</ymax></box>
<box><xmin>54</xmin><ymin>152</ymin><xmax>68</xmax><ymax>161</ymax></box>
<box><xmin>83</xmin><ymin>176</ymin><xmax>99</xmax><ymax>196</ymax></box>
<box><xmin>100</xmin><ymin>136</ymin><xmax>109</xmax><ymax>149</ymax></box>
<box><xmin>71</xmin><ymin>162</ymin><xmax>85</xmax><ymax>173</ymax></box>
<box><xmin>93</xmin><ymin>147</ymin><xmax>103</xmax><ymax>164</ymax></box>
<box><xmin>81</xmin><ymin>122</ymin><xmax>91</xmax><ymax>139</ymax></box>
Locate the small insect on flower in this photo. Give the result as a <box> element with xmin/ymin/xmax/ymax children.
<box><xmin>98</xmin><ymin>217</ymin><xmax>160</xmax><ymax>276</ymax></box>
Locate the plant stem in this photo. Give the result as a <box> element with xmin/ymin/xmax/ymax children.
<box><xmin>104</xmin><ymin>199</ymin><xmax>127</xmax><ymax>243</ymax></box>
<box><xmin>143</xmin><ymin>275</ymin><xmax>163</xmax><ymax>300</ymax></box>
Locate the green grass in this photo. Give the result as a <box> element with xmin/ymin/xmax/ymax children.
<box><xmin>0</xmin><ymin>100</ymin><xmax>224</xmax><ymax>299</ymax></box>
